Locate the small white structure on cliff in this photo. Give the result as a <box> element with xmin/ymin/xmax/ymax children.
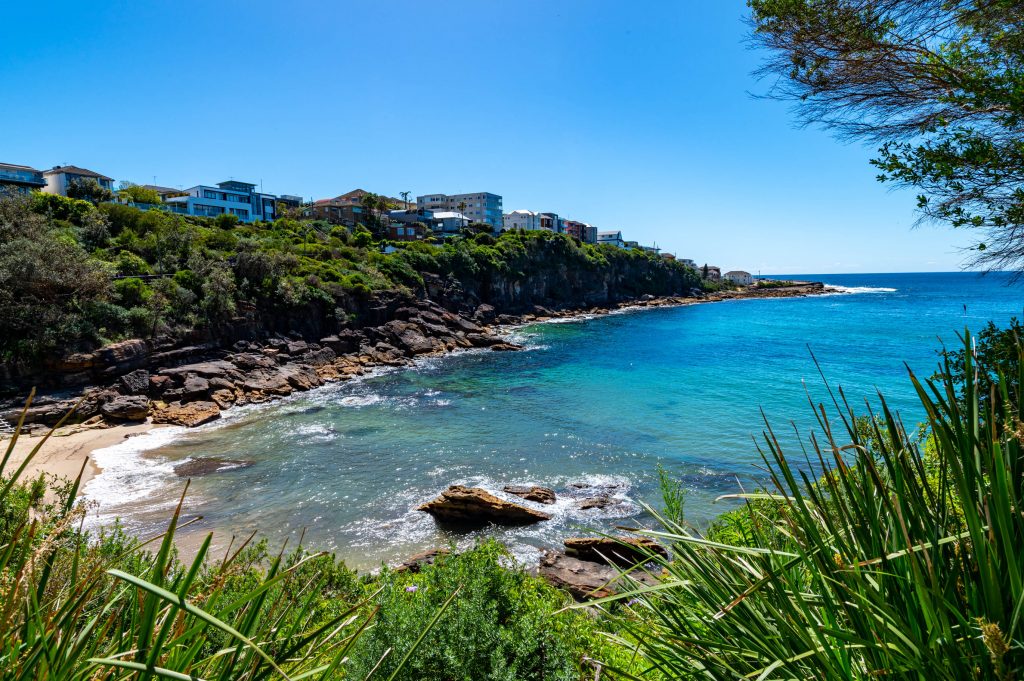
<box><xmin>724</xmin><ymin>270</ymin><xmax>754</xmax><ymax>285</ymax></box>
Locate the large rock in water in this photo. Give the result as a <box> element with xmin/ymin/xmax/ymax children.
<box><xmin>563</xmin><ymin>537</ymin><xmax>668</xmax><ymax>567</ymax></box>
<box><xmin>418</xmin><ymin>485</ymin><xmax>552</xmax><ymax>526</ymax></box>
<box><xmin>503</xmin><ymin>485</ymin><xmax>556</xmax><ymax>505</ymax></box>
<box><xmin>151</xmin><ymin>401</ymin><xmax>221</xmax><ymax>427</ymax></box>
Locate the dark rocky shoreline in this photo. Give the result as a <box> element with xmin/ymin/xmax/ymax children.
<box><xmin>1</xmin><ymin>281</ymin><xmax>826</xmax><ymax>432</ymax></box>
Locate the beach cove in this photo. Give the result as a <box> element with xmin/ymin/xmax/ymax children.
<box><xmin>8</xmin><ymin>272</ymin><xmax>1014</xmax><ymax>570</ymax></box>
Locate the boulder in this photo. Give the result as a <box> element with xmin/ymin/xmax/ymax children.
<box><xmin>418</xmin><ymin>485</ymin><xmax>552</xmax><ymax>526</ymax></box>
<box><xmin>181</xmin><ymin>374</ymin><xmax>210</xmax><ymax>400</ymax></box>
<box><xmin>563</xmin><ymin>537</ymin><xmax>668</xmax><ymax>567</ymax></box>
<box><xmin>537</xmin><ymin>551</ymin><xmax>620</xmax><ymax>600</ymax></box>
<box><xmin>489</xmin><ymin>343</ymin><xmax>523</xmax><ymax>352</ymax></box>
<box><xmin>279</xmin><ymin>364</ymin><xmax>322</xmax><ymax>391</ymax></box>
<box><xmin>394</xmin><ymin>548</ymin><xmax>450</xmax><ymax>573</ymax></box>
<box><xmin>578</xmin><ymin>496</ymin><xmax>614</xmax><ymax>510</ymax></box>
<box><xmin>100</xmin><ymin>395</ymin><xmax>150</xmax><ymax>421</ymax></box>
<box><xmin>503</xmin><ymin>485</ymin><xmax>556</xmax><ymax>505</ymax></box>
<box><xmin>466</xmin><ymin>333</ymin><xmax>502</xmax><ymax>347</ymax></box>
<box><xmin>160</xmin><ymin>361</ymin><xmax>236</xmax><ymax>379</ymax></box>
<box><xmin>210</xmin><ymin>389</ymin><xmax>236</xmax><ymax>409</ymax></box>
<box><xmin>95</xmin><ymin>339</ymin><xmax>150</xmax><ymax>374</ymax></box>
<box><xmin>149</xmin><ymin>375</ymin><xmax>172</xmax><ymax>395</ymax></box>
<box><xmin>538</xmin><ymin>551</ymin><xmax>662</xmax><ymax>601</ymax></box>
<box><xmin>174</xmin><ymin>457</ymin><xmax>253</xmax><ymax>477</ymax></box>
<box><xmin>285</xmin><ymin>340</ymin><xmax>309</xmax><ymax>356</ymax></box>
<box><xmin>118</xmin><ymin>369</ymin><xmax>151</xmax><ymax>395</ymax></box>
<box><xmin>229</xmin><ymin>353</ymin><xmax>278</xmax><ymax>371</ymax></box>
<box><xmin>151</xmin><ymin>401</ymin><xmax>221</xmax><ymax>427</ymax></box>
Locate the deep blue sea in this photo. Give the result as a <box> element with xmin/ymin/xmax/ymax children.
<box><xmin>84</xmin><ymin>272</ymin><xmax>1023</xmax><ymax>569</ymax></box>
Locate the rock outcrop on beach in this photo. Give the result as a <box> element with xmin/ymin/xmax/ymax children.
<box><xmin>418</xmin><ymin>485</ymin><xmax>552</xmax><ymax>526</ymax></box>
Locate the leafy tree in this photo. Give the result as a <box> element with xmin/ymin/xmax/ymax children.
<box><xmin>748</xmin><ymin>0</ymin><xmax>1024</xmax><ymax>270</ymax></box>
<box><xmin>117</xmin><ymin>183</ymin><xmax>162</xmax><ymax>205</ymax></box>
<box><xmin>0</xmin><ymin>195</ymin><xmax>111</xmax><ymax>360</ymax></box>
<box><xmin>66</xmin><ymin>178</ymin><xmax>115</xmax><ymax>204</ymax></box>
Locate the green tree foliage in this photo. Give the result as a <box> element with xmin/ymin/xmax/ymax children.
<box><xmin>0</xmin><ymin>196</ymin><xmax>111</xmax><ymax>361</ymax></box>
<box><xmin>117</xmin><ymin>182</ymin><xmax>162</xmax><ymax>205</ymax></box>
<box><xmin>0</xmin><ymin>197</ymin><xmax>699</xmax><ymax>366</ymax></box>
<box><xmin>748</xmin><ymin>0</ymin><xmax>1024</xmax><ymax>270</ymax></box>
<box><xmin>66</xmin><ymin>178</ymin><xmax>114</xmax><ymax>204</ymax></box>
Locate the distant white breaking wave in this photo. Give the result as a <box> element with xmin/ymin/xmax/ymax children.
<box><xmin>825</xmin><ymin>285</ymin><xmax>897</xmax><ymax>294</ymax></box>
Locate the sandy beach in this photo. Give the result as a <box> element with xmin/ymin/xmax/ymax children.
<box><xmin>2</xmin><ymin>421</ymin><xmax>161</xmax><ymax>488</ymax></box>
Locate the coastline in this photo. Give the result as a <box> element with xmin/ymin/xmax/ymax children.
<box><xmin>2</xmin><ymin>281</ymin><xmax>828</xmax><ymax>508</ymax></box>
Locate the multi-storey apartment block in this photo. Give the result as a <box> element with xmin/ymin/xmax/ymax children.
<box><xmin>164</xmin><ymin>180</ymin><xmax>278</xmax><ymax>223</ymax></box>
<box><xmin>417</xmin><ymin>192</ymin><xmax>503</xmax><ymax>230</ymax></box>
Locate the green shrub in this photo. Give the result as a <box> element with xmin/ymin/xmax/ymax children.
<box><xmin>113</xmin><ymin>277</ymin><xmax>151</xmax><ymax>308</ymax></box>
<box><xmin>114</xmin><ymin>250</ymin><xmax>151</xmax><ymax>276</ymax></box>
<box><xmin>349</xmin><ymin>541</ymin><xmax>601</xmax><ymax>680</ymax></box>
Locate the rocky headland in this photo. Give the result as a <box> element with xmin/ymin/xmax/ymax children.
<box><xmin>1</xmin><ymin>281</ymin><xmax>825</xmax><ymax>433</ymax></box>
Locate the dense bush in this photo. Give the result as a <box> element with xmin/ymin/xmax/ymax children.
<box><xmin>0</xmin><ymin>195</ymin><xmax>700</xmax><ymax>366</ymax></box>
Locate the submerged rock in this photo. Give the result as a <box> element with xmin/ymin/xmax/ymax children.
<box><xmin>503</xmin><ymin>485</ymin><xmax>556</xmax><ymax>505</ymax></box>
<box><xmin>563</xmin><ymin>537</ymin><xmax>668</xmax><ymax>567</ymax></box>
<box><xmin>418</xmin><ymin>485</ymin><xmax>552</xmax><ymax>526</ymax></box>
<box><xmin>174</xmin><ymin>457</ymin><xmax>254</xmax><ymax>477</ymax></box>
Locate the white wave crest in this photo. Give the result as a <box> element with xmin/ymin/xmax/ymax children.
<box><xmin>824</xmin><ymin>285</ymin><xmax>897</xmax><ymax>294</ymax></box>
<box><xmin>82</xmin><ymin>426</ymin><xmax>188</xmax><ymax>526</ymax></box>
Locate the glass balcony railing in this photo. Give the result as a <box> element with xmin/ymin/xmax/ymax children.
<box><xmin>0</xmin><ymin>169</ymin><xmax>45</xmax><ymax>184</ymax></box>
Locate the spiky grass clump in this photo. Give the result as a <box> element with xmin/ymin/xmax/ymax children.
<box><xmin>592</xmin><ymin>331</ymin><xmax>1024</xmax><ymax>680</ymax></box>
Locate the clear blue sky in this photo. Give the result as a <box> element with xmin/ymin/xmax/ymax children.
<box><xmin>1</xmin><ymin>0</ymin><xmax>977</xmax><ymax>274</ymax></box>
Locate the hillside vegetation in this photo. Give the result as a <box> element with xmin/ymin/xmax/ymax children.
<box><xmin>0</xmin><ymin>194</ymin><xmax>702</xmax><ymax>371</ymax></box>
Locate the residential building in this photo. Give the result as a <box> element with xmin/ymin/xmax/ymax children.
<box><xmin>724</xmin><ymin>270</ymin><xmax>754</xmax><ymax>285</ymax></box>
<box><xmin>539</xmin><ymin>212</ymin><xmax>563</xmax><ymax>233</ymax></box>
<box><xmin>563</xmin><ymin>220</ymin><xmax>597</xmax><ymax>244</ymax></box>
<box><xmin>164</xmin><ymin>180</ymin><xmax>278</xmax><ymax>223</ymax></box>
<box><xmin>430</xmin><ymin>211</ymin><xmax>471</xmax><ymax>236</ymax></box>
<box><xmin>386</xmin><ymin>221</ymin><xmax>426</xmax><ymax>242</ymax></box>
<box><xmin>661</xmin><ymin>253</ymin><xmax>677</xmax><ymax>261</ymax></box>
<box><xmin>598</xmin><ymin>231</ymin><xmax>626</xmax><ymax>248</ymax></box>
<box><xmin>0</xmin><ymin>162</ymin><xmax>46</xmax><ymax>194</ymax></box>
<box><xmin>502</xmin><ymin>209</ymin><xmax>541</xmax><ymax>231</ymax></box>
<box><xmin>641</xmin><ymin>245</ymin><xmax>661</xmax><ymax>255</ymax></box>
<box><xmin>311</xmin><ymin>200</ymin><xmax>365</xmax><ymax>226</ymax></box>
<box><xmin>702</xmin><ymin>265</ymin><xmax>721</xmax><ymax>282</ymax></box>
<box><xmin>417</xmin><ymin>192</ymin><xmax>503</xmax><ymax>230</ymax></box>
<box><xmin>311</xmin><ymin>189</ymin><xmax>400</xmax><ymax>227</ymax></box>
<box><xmin>140</xmin><ymin>184</ymin><xmax>188</xmax><ymax>201</ymax></box>
<box><xmin>679</xmin><ymin>258</ymin><xmax>697</xmax><ymax>269</ymax></box>
<box><xmin>43</xmin><ymin>165</ymin><xmax>114</xmax><ymax>196</ymax></box>
<box><xmin>276</xmin><ymin>195</ymin><xmax>304</xmax><ymax>212</ymax></box>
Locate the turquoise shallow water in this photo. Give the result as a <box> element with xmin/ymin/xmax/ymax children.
<box><xmin>84</xmin><ymin>272</ymin><xmax>1022</xmax><ymax>569</ymax></box>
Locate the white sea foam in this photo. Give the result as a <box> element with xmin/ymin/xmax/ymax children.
<box><xmin>81</xmin><ymin>426</ymin><xmax>190</xmax><ymax>530</ymax></box>
<box><xmin>824</xmin><ymin>285</ymin><xmax>897</xmax><ymax>294</ymax></box>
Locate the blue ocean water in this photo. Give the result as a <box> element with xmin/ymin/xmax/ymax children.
<box><xmin>84</xmin><ymin>272</ymin><xmax>1022</xmax><ymax>569</ymax></box>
